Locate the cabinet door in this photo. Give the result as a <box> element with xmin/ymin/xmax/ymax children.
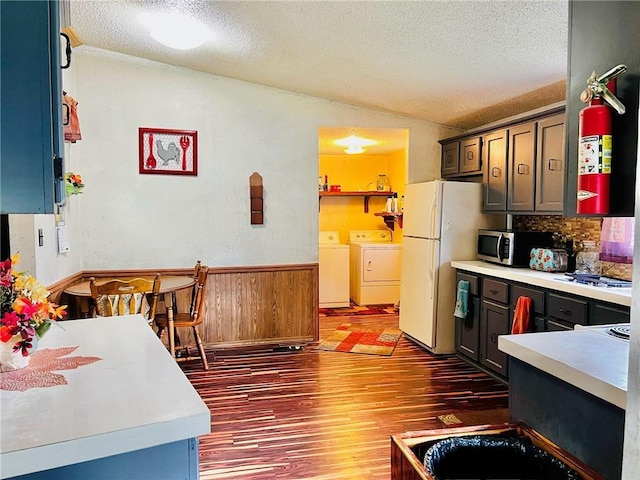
<box><xmin>535</xmin><ymin>114</ymin><xmax>565</xmax><ymax>212</ymax></box>
<box><xmin>457</xmin><ymin>296</ymin><xmax>480</xmax><ymax>361</ymax></box>
<box><xmin>441</xmin><ymin>142</ymin><xmax>459</xmax><ymax>177</ymax></box>
<box><xmin>0</xmin><ymin>0</ymin><xmax>64</xmax><ymax>214</ymax></box>
<box><xmin>482</xmin><ymin>130</ymin><xmax>508</xmax><ymax>211</ymax></box>
<box><xmin>459</xmin><ymin>137</ymin><xmax>482</xmax><ymax>174</ymax></box>
<box><xmin>507</xmin><ymin>122</ymin><xmax>535</xmax><ymax>211</ymax></box>
<box><xmin>480</xmin><ymin>300</ymin><xmax>510</xmax><ymax>376</ymax></box>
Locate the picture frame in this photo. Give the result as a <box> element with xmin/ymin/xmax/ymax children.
<box><xmin>138</xmin><ymin>127</ymin><xmax>198</xmax><ymax>176</ymax></box>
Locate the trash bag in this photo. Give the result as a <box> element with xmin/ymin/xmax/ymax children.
<box><xmin>424</xmin><ymin>434</ymin><xmax>581</xmax><ymax>480</ymax></box>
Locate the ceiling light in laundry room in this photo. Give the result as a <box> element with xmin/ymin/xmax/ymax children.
<box><xmin>334</xmin><ymin>135</ymin><xmax>377</xmax><ymax>154</ymax></box>
<box><xmin>140</xmin><ymin>11</ymin><xmax>212</xmax><ymax>50</ymax></box>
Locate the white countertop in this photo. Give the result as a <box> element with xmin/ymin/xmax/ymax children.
<box><xmin>499</xmin><ymin>329</ymin><xmax>628</xmax><ymax>409</ymax></box>
<box><xmin>0</xmin><ymin>315</ymin><xmax>211</xmax><ymax>478</ymax></box>
<box><xmin>451</xmin><ymin>260</ymin><xmax>632</xmax><ymax>307</ymax></box>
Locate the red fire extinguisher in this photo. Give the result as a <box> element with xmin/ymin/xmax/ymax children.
<box><xmin>577</xmin><ymin>65</ymin><xmax>627</xmax><ymax>215</ymax></box>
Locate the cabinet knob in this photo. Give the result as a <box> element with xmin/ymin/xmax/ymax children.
<box><xmin>559</xmin><ymin>308</ymin><xmax>572</xmax><ymax>316</ymax></box>
<box><xmin>516</xmin><ymin>163</ymin><xmax>529</xmax><ymax>175</ymax></box>
<box><xmin>491</xmin><ymin>167</ymin><xmax>501</xmax><ymax>177</ymax></box>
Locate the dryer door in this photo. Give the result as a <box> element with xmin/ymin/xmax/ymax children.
<box><xmin>362</xmin><ymin>248</ymin><xmax>402</xmax><ymax>282</ymax></box>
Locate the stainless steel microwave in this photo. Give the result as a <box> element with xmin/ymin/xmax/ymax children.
<box><xmin>477</xmin><ymin>229</ymin><xmax>554</xmax><ymax>266</ymax></box>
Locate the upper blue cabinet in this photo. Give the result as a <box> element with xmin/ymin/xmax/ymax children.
<box><xmin>1</xmin><ymin>0</ymin><xmax>65</xmax><ymax>214</ymax></box>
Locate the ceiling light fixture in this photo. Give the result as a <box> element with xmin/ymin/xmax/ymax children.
<box><xmin>334</xmin><ymin>135</ymin><xmax>377</xmax><ymax>154</ymax></box>
<box><xmin>344</xmin><ymin>145</ymin><xmax>365</xmax><ymax>154</ymax></box>
<box><xmin>140</xmin><ymin>11</ymin><xmax>212</xmax><ymax>50</ymax></box>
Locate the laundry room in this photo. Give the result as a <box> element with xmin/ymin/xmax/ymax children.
<box><xmin>318</xmin><ymin>127</ymin><xmax>407</xmax><ymax>308</ymax></box>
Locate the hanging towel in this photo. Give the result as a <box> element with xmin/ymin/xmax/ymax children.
<box><xmin>511</xmin><ymin>296</ymin><xmax>532</xmax><ymax>334</ymax></box>
<box><xmin>453</xmin><ymin>280</ymin><xmax>469</xmax><ymax>319</ymax></box>
<box><xmin>63</xmin><ymin>92</ymin><xmax>82</xmax><ymax>143</ymax></box>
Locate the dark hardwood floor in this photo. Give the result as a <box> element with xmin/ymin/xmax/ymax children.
<box><xmin>181</xmin><ymin>314</ymin><xmax>508</xmax><ymax>479</ymax></box>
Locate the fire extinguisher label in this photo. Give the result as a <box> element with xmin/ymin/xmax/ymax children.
<box><xmin>579</xmin><ymin>135</ymin><xmax>612</xmax><ymax>175</ymax></box>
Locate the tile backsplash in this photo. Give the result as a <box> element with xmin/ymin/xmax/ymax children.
<box><xmin>513</xmin><ymin>215</ymin><xmax>633</xmax><ymax>281</ymax></box>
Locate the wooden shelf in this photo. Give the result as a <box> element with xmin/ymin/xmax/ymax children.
<box><xmin>319</xmin><ymin>191</ymin><xmax>392</xmax><ymax>212</ymax></box>
<box><xmin>374</xmin><ymin>211</ymin><xmax>403</xmax><ymax>230</ymax></box>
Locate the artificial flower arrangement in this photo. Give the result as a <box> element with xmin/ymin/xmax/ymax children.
<box><xmin>0</xmin><ymin>254</ymin><xmax>66</xmax><ymax>358</ymax></box>
<box><xmin>65</xmin><ymin>172</ymin><xmax>84</xmax><ymax>196</ymax></box>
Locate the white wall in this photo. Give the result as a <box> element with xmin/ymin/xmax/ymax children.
<box><xmin>59</xmin><ymin>47</ymin><xmax>458</xmax><ymax>271</ymax></box>
<box><xmin>8</xmin><ymin>49</ymin><xmax>84</xmax><ymax>287</ymax></box>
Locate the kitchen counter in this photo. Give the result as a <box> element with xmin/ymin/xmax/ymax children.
<box><xmin>451</xmin><ymin>260</ymin><xmax>631</xmax><ymax>307</ymax></box>
<box><xmin>0</xmin><ymin>315</ymin><xmax>211</xmax><ymax>479</ymax></box>
<box><xmin>499</xmin><ymin>328</ymin><xmax>627</xmax><ymax>479</ymax></box>
<box><xmin>499</xmin><ymin>329</ymin><xmax>628</xmax><ymax>408</ymax></box>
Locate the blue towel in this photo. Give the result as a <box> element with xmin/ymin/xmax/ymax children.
<box><xmin>453</xmin><ymin>280</ymin><xmax>470</xmax><ymax>319</ymax></box>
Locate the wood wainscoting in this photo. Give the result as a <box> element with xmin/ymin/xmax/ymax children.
<box><xmin>49</xmin><ymin>263</ymin><xmax>319</xmax><ymax>349</ymax></box>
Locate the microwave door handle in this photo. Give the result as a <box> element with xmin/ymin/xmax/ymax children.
<box><xmin>497</xmin><ymin>234</ymin><xmax>504</xmax><ymax>262</ymax></box>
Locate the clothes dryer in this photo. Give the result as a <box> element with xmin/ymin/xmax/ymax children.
<box><xmin>348</xmin><ymin>230</ymin><xmax>402</xmax><ymax>305</ymax></box>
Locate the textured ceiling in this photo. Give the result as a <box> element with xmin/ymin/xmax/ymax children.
<box><xmin>69</xmin><ymin>0</ymin><xmax>569</xmax><ymax>154</ymax></box>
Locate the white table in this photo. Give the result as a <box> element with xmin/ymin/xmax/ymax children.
<box><xmin>0</xmin><ymin>315</ymin><xmax>210</xmax><ymax>479</ymax></box>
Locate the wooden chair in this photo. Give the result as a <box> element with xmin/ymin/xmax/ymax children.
<box><xmin>89</xmin><ymin>274</ymin><xmax>161</xmax><ymax>325</ymax></box>
<box><xmin>155</xmin><ymin>266</ymin><xmax>210</xmax><ymax>370</ymax></box>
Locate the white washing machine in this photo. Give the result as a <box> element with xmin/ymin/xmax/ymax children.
<box><xmin>349</xmin><ymin>230</ymin><xmax>402</xmax><ymax>305</ymax></box>
<box><xmin>319</xmin><ymin>231</ymin><xmax>350</xmax><ymax>308</ymax></box>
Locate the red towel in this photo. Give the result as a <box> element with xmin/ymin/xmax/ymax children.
<box><xmin>63</xmin><ymin>93</ymin><xmax>82</xmax><ymax>143</ymax></box>
<box><xmin>511</xmin><ymin>296</ymin><xmax>532</xmax><ymax>334</ymax></box>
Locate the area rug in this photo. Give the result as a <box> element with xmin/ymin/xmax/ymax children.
<box><xmin>319</xmin><ymin>303</ymin><xmax>398</xmax><ymax>317</ymax></box>
<box><xmin>317</xmin><ymin>323</ymin><xmax>402</xmax><ymax>355</ymax></box>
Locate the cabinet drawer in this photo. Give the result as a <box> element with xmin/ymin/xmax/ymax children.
<box><xmin>547</xmin><ymin>293</ymin><xmax>587</xmax><ymax>325</ymax></box>
<box><xmin>589</xmin><ymin>303</ymin><xmax>630</xmax><ymax>325</ymax></box>
<box><xmin>482</xmin><ymin>278</ymin><xmax>508</xmax><ymax>304</ymax></box>
<box><xmin>547</xmin><ymin>318</ymin><xmax>574</xmax><ymax>331</ymax></box>
<box><xmin>511</xmin><ymin>285</ymin><xmax>545</xmax><ymax>316</ymax></box>
<box><xmin>456</xmin><ymin>272</ymin><xmax>479</xmax><ymax>296</ymax></box>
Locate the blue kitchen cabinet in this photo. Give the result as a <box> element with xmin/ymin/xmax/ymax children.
<box><xmin>1</xmin><ymin>0</ymin><xmax>65</xmax><ymax>214</ymax></box>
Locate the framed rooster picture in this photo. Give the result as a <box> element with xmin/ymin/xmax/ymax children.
<box><xmin>138</xmin><ymin>127</ymin><xmax>198</xmax><ymax>176</ymax></box>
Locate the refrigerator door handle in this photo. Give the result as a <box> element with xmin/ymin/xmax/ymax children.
<box><xmin>429</xmin><ymin>241</ymin><xmax>436</xmax><ymax>299</ymax></box>
<box><xmin>429</xmin><ymin>196</ymin><xmax>438</xmax><ymax>238</ymax></box>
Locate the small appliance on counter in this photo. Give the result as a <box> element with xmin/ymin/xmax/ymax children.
<box><xmin>477</xmin><ymin>229</ymin><xmax>554</xmax><ymax>266</ymax></box>
<box><xmin>529</xmin><ymin>248</ymin><xmax>568</xmax><ymax>272</ymax></box>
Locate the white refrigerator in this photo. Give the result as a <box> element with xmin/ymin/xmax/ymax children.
<box><xmin>399</xmin><ymin>180</ymin><xmax>501</xmax><ymax>354</ymax></box>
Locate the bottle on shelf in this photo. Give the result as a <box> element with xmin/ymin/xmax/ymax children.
<box><xmin>376</xmin><ymin>174</ymin><xmax>391</xmax><ymax>192</ymax></box>
<box><xmin>318</xmin><ymin>176</ymin><xmax>323</xmax><ymax>192</ymax></box>
<box><xmin>385</xmin><ymin>195</ymin><xmax>393</xmax><ymax>212</ymax></box>
<box><xmin>392</xmin><ymin>192</ymin><xmax>398</xmax><ymax>212</ymax></box>
<box><xmin>323</xmin><ymin>175</ymin><xmax>328</xmax><ymax>192</ymax></box>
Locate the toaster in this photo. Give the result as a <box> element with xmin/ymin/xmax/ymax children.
<box><xmin>529</xmin><ymin>248</ymin><xmax>568</xmax><ymax>272</ymax></box>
